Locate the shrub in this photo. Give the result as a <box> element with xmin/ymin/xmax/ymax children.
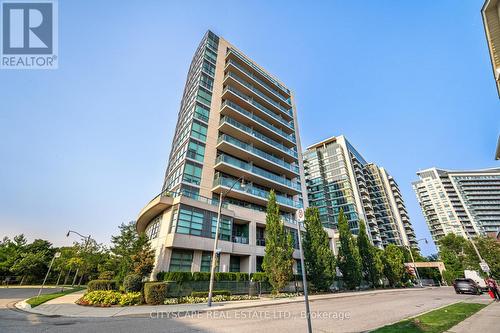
<box><xmin>98</xmin><ymin>271</ymin><xmax>115</xmax><ymax>280</ymax></box>
<box><xmin>192</xmin><ymin>272</ymin><xmax>211</xmax><ymax>281</ymax></box>
<box><xmin>215</xmin><ymin>272</ymin><xmax>238</xmax><ymax>281</ymax></box>
<box><xmin>163</xmin><ymin>272</ymin><xmax>193</xmax><ymax>282</ymax></box>
<box><xmin>144</xmin><ymin>282</ymin><xmax>168</xmax><ymax>305</ymax></box>
<box><xmin>81</xmin><ymin>290</ymin><xmax>121</xmax><ymax>306</ymax></box>
<box><xmin>123</xmin><ymin>274</ymin><xmax>143</xmax><ymax>292</ymax></box>
<box><xmin>250</xmin><ymin>272</ymin><xmax>268</xmax><ymax>282</ymax></box>
<box><xmin>235</xmin><ymin>273</ymin><xmax>249</xmax><ymax>281</ymax></box>
<box><xmin>87</xmin><ymin>279</ymin><xmax>117</xmax><ymax>292</ymax></box>
<box><xmin>156</xmin><ymin>271</ymin><xmax>166</xmax><ymax>281</ymax></box>
<box><xmin>191</xmin><ymin>290</ymin><xmax>231</xmax><ymax>298</ymax></box>
<box><xmin>119</xmin><ymin>292</ymin><xmax>142</xmax><ymax>306</ymax></box>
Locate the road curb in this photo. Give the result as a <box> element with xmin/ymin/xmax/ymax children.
<box><xmin>14</xmin><ymin>300</ymin><xmax>32</xmax><ymax>311</ymax></box>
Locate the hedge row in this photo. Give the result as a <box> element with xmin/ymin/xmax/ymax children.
<box><xmin>157</xmin><ymin>271</ymin><xmax>251</xmax><ymax>282</ymax></box>
<box><xmin>191</xmin><ymin>290</ymin><xmax>231</xmax><ymax>297</ymax></box>
<box><xmin>87</xmin><ymin>279</ymin><xmax>117</xmax><ymax>292</ymax></box>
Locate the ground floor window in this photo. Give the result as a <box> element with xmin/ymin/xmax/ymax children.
<box><xmin>230</xmin><ymin>256</ymin><xmax>240</xmax><ymax>272</ymax></box>
<box><xmin>169</xmin><ymin>249</ymin><xmax>193</xmax><ymax>272</ymax></box>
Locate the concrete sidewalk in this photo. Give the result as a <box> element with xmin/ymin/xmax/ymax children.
<box><xmin>16</xmin><ymin>287</ymin><xmax>436</xmax><ymax>318</ymax></box>
<box><xmin>446</xmin><ymin>301</ymin><xmax>500</xmax><ymax>333</ymax></box>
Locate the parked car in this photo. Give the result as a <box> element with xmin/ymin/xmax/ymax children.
<box><xmin>453</xmin><ymin>278</ymin><xmax>482</xmax><ymax>295</ymax></box>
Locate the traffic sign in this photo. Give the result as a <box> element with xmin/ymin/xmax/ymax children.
<box><xmin>296</xmin><ymin>208</ymin><xmax>305</xmax><ymax>222</ymax></box>
<box><xmin>480</xmin><ymin>261</ymin><xmax>490</xmax><ymax>273</ymax></box>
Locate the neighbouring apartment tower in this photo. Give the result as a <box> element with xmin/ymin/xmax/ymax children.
<box><xmin>413</xmin><ymin>167</ymin><xmax>500</xmax><ymax>245</ymax></box>
<box><xmin>303</xmin><ymin>135</ymin><xmax>418</xmax><ymax>249</ymax></box>
<box><xmin>136</xmin><ymin>31</ymin><xmax>334</xmax><ymax>278</ymax></box>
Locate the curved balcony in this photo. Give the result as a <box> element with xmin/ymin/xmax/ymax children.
<box><xmin>225</xmin><ymin>59</ymin><xmax>292</xmax><ymax>107</ymax></box>
<box><xmin>224</xmin><ymin>71</ymin><xmax>293</xmax><ymax>120</ymax></box>
<box><xmin>221</xmin><ymin>100</ymin><xmax>295</xmax><ymax>145</ymax></box>
<box><xmin>219</xmin><ymin>116</ymin><xmax>298</xmax><ymax>162</ymax></box>
<box><xmin>212</xmin><ymin>175</ymin><xmax>302</xmax><ymax>212</ymax></box>
<box><xmin>226</xmin><ymin>48</ymin><xmax>290</xmax><ymax>98</ymax></box>
<box><xmin>223</xmin><ymin>85</ymin><xmax>294</xmax><ymax>131</ymax></box>
<box><xmin>215</xmin><ymin>153</ymin><xmax>301</xmax><ymax>194</ymax></box>
<box><xmin>217</xmin><ymin>134</ymin><xmax>299</xmax><ymax>178</ymax></box>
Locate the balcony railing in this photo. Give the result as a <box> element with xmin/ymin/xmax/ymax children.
<box><xmin>256</xmin><ymin>238</ymin><xmax>266</xmax><ymax>246</ymax></box>
<box><xmin>213</xmin><ymin>175</ymin><xmax>302</xmax><ymax>209</ymax></box>
<box><xmin>226</xmin><ymin>59</ymin><xmax>291</xmax><ymax>106</ymax></box>
<box><xmin>223</xmin><ymin>100</ymin><xmax>295</xmax><ymax>143</ymax></box>
<box><xmin>218</xmin><ymin>134</ymin><xmax>299</xmax><ymax>174</ymax></box>
<box><xmin>219</xmin><ymin>116</ymin><xmax>298</xmax><ymax>159</ymax></box>
<box><xmin>226</xmin><ymin>71</ymin><xmax>293</xmax><ymax>117</ymax></box>
<box><xmin>215</xmin><ymin>154</ymin><xmax>301</xmax><ymax>191</ymax></box>
<box><xmin>227</xmin><ymin>48</ymin><xmax>290</xmax><ymax>96</ymax></box>
<box><xmin>224</xmin><ymin>85</ymin><xmax>294</xmax><ymax>130</ymax></box>
<box><xmin>232</xmin><ymin>236</ymin><xmax>249</xmax><ymax>244</ymax></box>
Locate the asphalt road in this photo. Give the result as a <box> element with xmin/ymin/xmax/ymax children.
<box><xmin>0</xmin><ymin>287</ymin><xmax>491</xmax><ymax>333</ymax></box>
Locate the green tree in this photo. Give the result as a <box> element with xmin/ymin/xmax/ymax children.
<box><xmin>131</xmin><ymin>233</ymin><xmax>155</xmax><ymax>278</ymax></box>
<box><xmin>357</xmin><ymin>220</ymin><xmax>380</xmax><ymax>287</ymax></box>
<box><xmin>382</xmin><ymin>244</ymin><xmax>405</xmax><ymax>287</ymax></box>
<box><xmin>262</xmin><ymin>190</ymin><xmax>294</xmax><ymax>294</ymax></box>
<box><xmin>336</xmin><ymin>209</ymin><xmax>362</xmax><ymax>290</ymax></box>
<box><xmin>106</xmin><ymin>221</ymin><xmax>141</xmax><ymax>282</ymax></box>
<box><xmin>10</xmin><ymin>239</ymin><xmax>54</xmax><ymax>284</ymax></box>
<box><xmin>474</xmin><ymin>236</ymin><xmax>500</xmax><ymax>279</ymax></box>
<box><xmin>437</xmin><ymin>234</ymin><xmax>478</xmax><ymax>284</ymax></box>
<box><xmin>302</xmin><ymin>207</ymin><xmax>335</xmax><ymax>291</ymax></box>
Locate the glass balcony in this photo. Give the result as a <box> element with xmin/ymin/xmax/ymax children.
<box><xmin>218</xmin><ymin>134</ymin><xmax>299</xmax><ymax>174</ymax></box>
<box><xmin>226</xmin><ymin>71</ymin><xmax>293</xmax><ymax>118</ymax></box>
<box><xmin>227</xmin><ymin>48</ymin><xmax>290</xmax><ymax>97</ymax></box>
<box><xmin>215</xmin><ymin>154</ymin><xmax>301</xmax><ymax>191</ymax></box>
<box><xmin>224</xmin><ymin>86</ymin><xmax>294</xmax><ymax>130</ymax></box>
<box><xmin>219</xmin><ymin>116</ymin><xmax>298</xmax><ymax>159</ymax></box>
<box><xmin>226</xmin><ymin>59</ymin><xmax>291</xmax><ymax>106</ymax></box>
<box><xmin>213</xmin><ymin>175</ymin><xmax>302</xmax><ymax>209</ymax></box>
<box><xmin>222</xmin><ymin>100</ymin><xmax>295</xmax><ymax>143</ymax></box>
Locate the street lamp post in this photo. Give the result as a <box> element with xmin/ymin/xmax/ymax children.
<box><xmin>407</xmin><ymin>238</ymin><xmax>428</xmax><ymax>288</ymax></box>
<box><xmin>66</xmin><ymin>230</ymin><xmax>92</xmax><ymax>287</ymax></box>
<box><xmin>207</xmin><ymin>177</ymin><xmax>245</xmax><ymax>307</ymax></box>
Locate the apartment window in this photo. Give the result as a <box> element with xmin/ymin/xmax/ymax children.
<box><xmin>194</xmin><ymin>103</ymin><xmax>210</xmax><ymax>122</ymax></box>
<box><xmin>196</xmin><ymin>88</ymin><xmax>212</xmax><ymax>106</ymax></box>
<box><xmin>183</xmin><ymin>162</ymin><xmax>202</xmax><ymax>185</ymax></box>
<box><xmin>200</xmin><ymin>252</ymin><xmax>212</xmax><ymax>272</ymax></box>
<box><xmin>200</xmin><ymin>73</ymin><xmax>214</xmax><ymax>90</ymax></box>
<box><xmin>187</xmin><ymin>140</ymin><xmax>205</xmax><ymax>162</ymax></box>
<box><xmin>191</xmin><ymin>121</ymin><xmax>207</xmax><ymax>142</ymax></box>
<box><xmin>202</xmin><ymin>60</ymin><xmax>215</xmax><ymax>76</ymax></box>
<box><xmin>177</xmin><ymin>206</ymin><xmax>204</xmax><ymax>236</ymax></box>
<box><xmin>229</xmin><ymin>256</ymin><xmax>240</xmax><ymax>272</ymax></box>
<box><xmin>211</xmin><ymin>215</ymin><xmax>232</xmax><ymax>241</ymax></box>
<box><xmin>145</xmin><ymin>215</ymin><xmax>161</xmax><ymax>239</ymax></box>
<box><xmin>296</xmin><ymin>259</ymin><xmax>302</xmax><ymax>275</ymax></box>
<box><xmin>169</xmin><ymin>250</ymin><xmax>193</xmax><ymax>272</ymax></box>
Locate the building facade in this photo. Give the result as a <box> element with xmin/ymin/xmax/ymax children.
<box><xmin>137</xmin><ymin>31</ymin><xmax>333</xmax><ymax>277</ymax></box>
<box><xmin>303</xmin><ymin>136</ymin><xmax>418</xmax><ymax>249</ymax></box>
<box><xmin>482</xmin><ymin>0</ymin><xmax>500</xmax><ymax>97</ymax></box>
<box><xmin>413</xmin><ymin>167</ymin><xmax>500</xmax><ymax>245</ymax></box>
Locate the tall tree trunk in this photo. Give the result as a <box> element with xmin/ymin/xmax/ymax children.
<box><xmin>56</xmin><ymin>270</ymin><xmax>63</xmax><ymax>286</ymax></box>
<box><xmin>63</xmin><ymin>269</ymin><xmax>71</xmax><ymax>285</ymax></box>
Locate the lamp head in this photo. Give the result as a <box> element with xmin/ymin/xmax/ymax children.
<box><xmin>240</xmin><ymin>178</ymin><xmax>246</xmax><ymax>188</ymax></box>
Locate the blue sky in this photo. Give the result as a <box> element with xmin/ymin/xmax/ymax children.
<box><xmin>0</xmin><ymin>0</ymin><xmax>498</xmax><ymax>255</ymax></box>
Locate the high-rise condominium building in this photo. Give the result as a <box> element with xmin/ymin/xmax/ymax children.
<box><xmin>303</xmin><ymin>136</ymin><xmax>418</xmax><ymax>249</ymax></box>
<box><xmin>136</xmin><ymin>31</ymin><xmax>327</xmax><ymax>277</ymax></box>
<box><xmin>482</xmin><ymin>0</ymin><xmax>500</xmax><ymax>97</ymax></box>
<box><xmin>413</xmin><ymin>167</ymin><xmax>500</xmax><ymax>245</ymax></box>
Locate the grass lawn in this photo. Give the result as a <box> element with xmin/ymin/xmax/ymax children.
<box><xmin>26</xmin><ymin>287</ymin><xmax>85</xmax><ymax>307</ymax></box>
<box><xmin>372</xmin><ymin>302</ymin><xmax>486</xmax><ymax>333</ymax></box>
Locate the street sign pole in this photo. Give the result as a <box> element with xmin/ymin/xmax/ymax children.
<box><xmin>38</xmin><ymin>252</ymin><xmax>61</xmax><ymax>297</ymax></box>
<box><xmin>295</xmin><ymin>208</ymin><xmax>312</xmax><ymax>333</ymax></box>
